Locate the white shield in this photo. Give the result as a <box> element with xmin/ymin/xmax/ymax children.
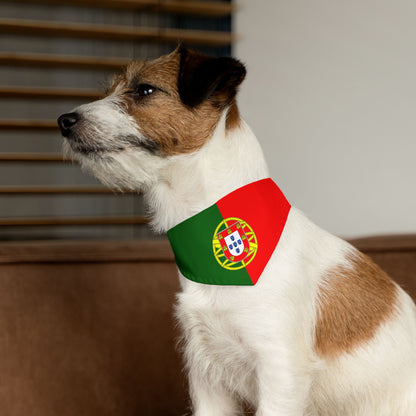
<box><xmin>224</xmin><ymin>230</ymin><xmax>245</xmax><ymax>257</ymax></box>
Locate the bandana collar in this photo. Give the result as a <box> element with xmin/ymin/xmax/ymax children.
<box><xmin>167</xmin><ymin>178</ymin><xmax>291</xmax><ymax>286</ymax></box>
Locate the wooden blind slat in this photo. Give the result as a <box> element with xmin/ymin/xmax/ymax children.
<box><xmin>8</xmin><ymin>0</ymin><xmax>234</xmax><ymax>17</ymax></box>
<box><xmin>0</xmin><ymin>120</ymin><xmax>58</xmax><ymax>130</ymax></box>
<box><xmin>0</xmin><ymin>18</ymin><xmax>234</xmax><ymax>47</ymax></box>
<box><xmin>153</xmin><ymin>0</ymin><xmax>234</xmax><ymax>17</ymax></box>
<box><xmin>0</xmin><ymin>52</ymin><xmax>129</xmax><ymax>70</ymax></box>
<box><xmin>0</xmin><ymin>87</ymin><xmax>101</xmax><ymax>101</ymax></box>
<box><xmin>0</xmin><ymin>186</ymin><xmax>136</xmax><ymax>195</ymax></box>
<box><xmin>0</xmin><ymin>215</ymin><xmax>148</xmax><ymax>226</ymax></box>
<box><xmin>0</xmin><ymin>153</ymin><xmax>65</xmax><ymax>162</ymax></box>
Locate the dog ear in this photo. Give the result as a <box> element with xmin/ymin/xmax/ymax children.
<box><xmin>177</xmin><ymin>46</ymin><xmax>246</xmax><ymax>108</ymax></box>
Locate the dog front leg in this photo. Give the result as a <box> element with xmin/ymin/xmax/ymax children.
<box><xmin>189</xmin><ymin>369</ymin><xmax>240</xmax><ymax>416</ymax></box>
<box><xmin>254</xmin><ymin>349</ymin><xmax>312</xmax><ymax>416</ymax></box>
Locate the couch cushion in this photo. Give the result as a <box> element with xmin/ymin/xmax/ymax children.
<box><xmin>350</xmin><ymin>234</ymin><xmax>416</xmax><ymax>300</ymax></box>
<box><xmin>0</xmin><ymin>240</ymin><xmax>186</xmax><ymax>416</ymax></box>
<box><xmin>0</xmin><ymin>236</ymin><xmax>414</xmax><ymax>415</ymax></box>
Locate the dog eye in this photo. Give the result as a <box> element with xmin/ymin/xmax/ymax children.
<box><xmin>134</xmin><ymin>84</ymin><xmax>156</xmax><ymax>98</ymax></box>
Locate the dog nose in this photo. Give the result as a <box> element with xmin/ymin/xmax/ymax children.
<box><xmin>57</xmin><ymin>112</ymin><xmax>80</xmax><ymax>137</ymax></box>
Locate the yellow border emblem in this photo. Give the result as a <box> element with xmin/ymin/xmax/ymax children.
<box><xmin>212</xmin><ymin>217</ymin><xmax>258</xmax><ymax>270</ymax></box>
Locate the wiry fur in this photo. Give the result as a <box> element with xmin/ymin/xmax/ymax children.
<box><xmin>58</xmin><ymin>48</ymin><xmax>416</xmax><ymax>415</ymax></box>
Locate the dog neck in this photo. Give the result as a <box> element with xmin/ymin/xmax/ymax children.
<box><xmin>146</xmin><ymin>111</ymin><xmax>270</xmax><ymax>233</ymax></box>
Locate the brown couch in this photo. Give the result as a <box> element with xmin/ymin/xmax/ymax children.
<box><xmin>0</xmin><ymin>236</ymin><xmax>414</xmax><ymax>416</ymax></box>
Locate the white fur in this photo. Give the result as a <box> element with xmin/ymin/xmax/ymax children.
<box><xmin>63</xmin><ymin>95</ymin><xmax>416</xmax><ymax>415</ymax></box>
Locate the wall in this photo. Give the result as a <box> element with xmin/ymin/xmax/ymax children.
<box><xmin>235</xmin><ymin>0</ymin><xmax>416</xmax><ymax>238</ymax></box>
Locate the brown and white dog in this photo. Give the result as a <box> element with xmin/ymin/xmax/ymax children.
<box><xmin>58</xmin><ymin>47</ymin><xmax>416</xmax><ymax>415</ymax></box>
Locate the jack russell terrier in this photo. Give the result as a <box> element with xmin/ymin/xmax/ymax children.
<box><xmin>58</xmin><ymin>46</ymin><xmax>416</xmax><ymax>416</ymax></box>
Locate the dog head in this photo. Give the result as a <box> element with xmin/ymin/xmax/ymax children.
<box><xmin>57</xmin><ymin>46</ymin><xmax>246</xmax><ymax>191</ymax></box>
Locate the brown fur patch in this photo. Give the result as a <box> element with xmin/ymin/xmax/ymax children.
<box><xmin>108</xmin><ymin>50</ymin><xmax>241</xmax><ymax>156</ymax></box>
<box><xmin>225</xmin><ymin>98</ymin><xmax>241</xmax><ymax>131</ymax></box>
<box><xmin>315</xmin><ymin>251</ymin><xmax>398</xmax><ymax>358</ymax></box>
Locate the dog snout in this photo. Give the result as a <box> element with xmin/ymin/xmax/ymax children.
<box><xmin>57</xmin><ymin>112</ymin><xmax>80</xmax><ymax>137</ymax></box>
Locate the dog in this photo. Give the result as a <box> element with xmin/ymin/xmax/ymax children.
<box><xmin>58</xmin><ymin>46</ymin><xmax>416</xmax><ymax>415</ymax></box>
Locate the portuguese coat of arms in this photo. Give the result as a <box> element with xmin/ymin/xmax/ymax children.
<box><xmin>216</xmin><ymin>221</ymin><xmax>250</xmax><ymax>262</ymax></box>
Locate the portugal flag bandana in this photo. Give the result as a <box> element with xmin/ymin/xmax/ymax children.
<box><xmin>167</xmin><ymin>178</ymin><xmax>291</xmax><ymax>286</ymax></box>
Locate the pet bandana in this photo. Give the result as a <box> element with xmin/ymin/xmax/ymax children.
<box><xmin>167</xmin><ymin>178</ymin><xmax>291</xmax><ymax>286</ymax></box>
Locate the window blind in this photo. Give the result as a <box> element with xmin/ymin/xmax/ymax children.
<box><xmin>0</xmin><ymin>0</ymin><xmax>234</xmax><ymax>240</ymax></box>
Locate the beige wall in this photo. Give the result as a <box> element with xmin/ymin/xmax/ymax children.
<box><xmin>235</xmin><ymin>0</ymin><xmax>416</xmax><ymax>238</ymax></box>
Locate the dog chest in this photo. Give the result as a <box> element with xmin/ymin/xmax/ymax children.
<box><xmin>176</xmin><ymin>299</ymin><xmax>257</xmax><ymax>395</ymax></box>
